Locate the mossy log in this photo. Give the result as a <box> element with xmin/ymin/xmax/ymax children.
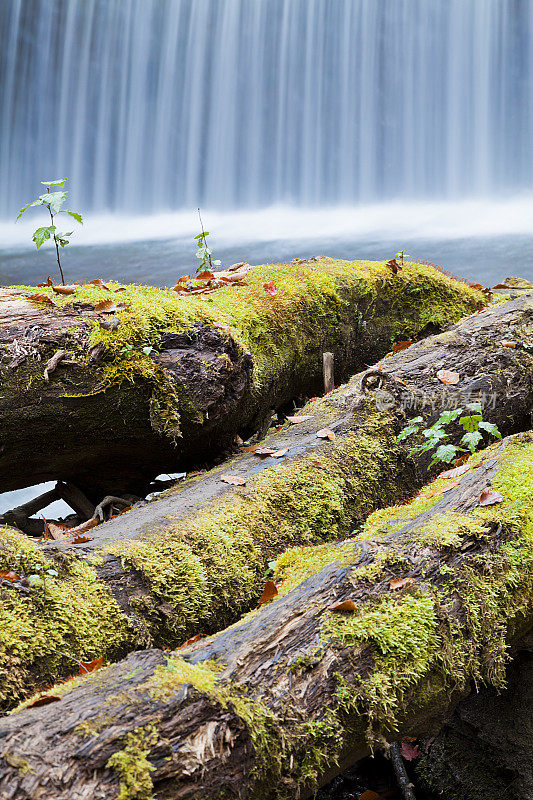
<box><xmin>0</xmin><ymin>293</ymin><xmax>531</xmax><ymax>710</ymax></box>
<box><xmin>0</xmin><ymin>259</ymin><xmax>484</xmax><ymax>497</ymax></box>
<box><xmin>0</xmin><ymin>430</ymin><xmax>531</xmax><ymax>800</ymax></box>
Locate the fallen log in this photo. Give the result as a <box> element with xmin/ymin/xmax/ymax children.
<box><xmin>0</xmin><ymin>259</ymin><xmax>483</xmax><ymax>498</ymax></box>
<box><xmin>0</xmin><ymin>430</ymin><xmax>531</xmax><ymax>800</ymax></box>
<box><xmin>0</xmin><ymin>292</ymin><xmax>531</xmax><ymax>709</ymax></box>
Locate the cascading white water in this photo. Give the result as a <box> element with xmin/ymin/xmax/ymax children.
<box><xmin>1</xmin><ymin>0</ymin><xmax>533</xmax><ymax>217</ymax></box>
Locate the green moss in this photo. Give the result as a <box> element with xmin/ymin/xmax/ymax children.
<box><xmin>0</xmin><ymin>526</ymin><xmax>132</xmax><ymax>709</ymax></box>
<box><xmin>14</xmin><ymin>258</ymin><xmax>484</xmax><ymax>441</ymax></box>
<box><xmin>274</xmin><ymin>541</ymin><xmax>354</xmax><ymax>596</ymax></box>
<box><xmin>75</xmin><ymin>714</ymin><xmax>117</xmax><ymax>738</ymax></box>
<box><xmin>106</xmin><ymin>723</ymin><xmax>159</xmax><ymax>800</ymax></box>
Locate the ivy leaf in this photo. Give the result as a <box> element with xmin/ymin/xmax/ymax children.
<box><xmin>32</xmin><ymin>225</ymin><xmax>55</xmax><ymax>250</ymax></box>
<box><xmin>479</xmin><ymin>421</ymin><xmax>502</xmax><ymax>439</ymax></box>
<box><xmin>40</xmin><ymin>178</ymin><xmax>67</xmax><ymax>187</ymax></box>
<box><xmin>461</xmin><ymin>431</ymin><xmax>483</xmax><ymax>452</ymax></box>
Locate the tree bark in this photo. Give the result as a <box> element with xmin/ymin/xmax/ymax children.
<box><xmin>0</xmin><ymin>259</ymin><xmax>484</xmax><ymax>498</ymax></box>
<box><xmin>0</xmin><ymin>292</ymin><xmax>531</xmax><ymax>710</ymax></box>
<box><xmin>0</xmin><ymin>429</ymin><xmax>531</xmax><ymax>800</ymax></box>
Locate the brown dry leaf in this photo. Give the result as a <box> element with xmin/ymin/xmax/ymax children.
<box><xmin>272</xmin><ymin>448</ymin><xmax>288</xmax><ymax>458</ymax></box>
<box><xmin>425</xmin><ymin>480</ymin><xmax>459</xmax><ymax>498</ymax></box>
<box><xmin>186</xmin><ymin>470</ymin><xmax>205</xmax><ymax>478</ymax></box>
<box><xmin>258</xmin><ymin>580</ymin><xmax>278</xmax><ymax>606</ymax></box>
<box><xmin>114</xmin><ymin>287</ymin><xmax>127</xmax><ymax>293</ymax></box>
<box><xmin>390</xmin><ymin>576</ymin><xmax>414</xmax><ymax>591</ymax></box>
<box><xmin>286</xmin><ymin>414</ymin><xmax>313</xmax><ymax>424</ymax></box>
<box><xmin>0</xmin><ymin>571</ymin><xmax>21</xmax><ymax>582</ymax></box>
<box><xmin>359</xmin><ymin>791</ymin><xmax>381</xmax><ymax>800</ymax></box>
<box><xmin>253</xmin><ymin>448</ymin><xmax>277</xmax><ymax>457</ymax></box>
<box><xmin>52</xmin><ymin>284</ymin><xmax>78</xmax><ymax>295</ymax></box>
<box><xmin>436</xmin><ymin>369</ymin><xmax>460</xmax><ymax>385</ymax></box>
<box><xmin>220</xmin><ymin>474</ymin><xmax>246</xmax><ymax>486</ymax></box>
<box><xmin>479</xmin><ymin>489</ymin><xmax>504</xmax><ymax>507</ymax></box>
<box><xmin>316</xmin><ymin>428</ymin><xmax>336</xmax><ymax>440</ymax></box>
<box><xmin>79</xmin><ymin>657</ymin><xmax>104</xmax><ymax>674</ymax></box>
<box><xmin>86</xmin><ymin>279</ymin><xmax>111</xmax><ymax>290</ymax></box>
<box><xmin>329</xmin><ymin>599</ymin><xmax>357</xmax><ymax>613</ymax></box>
<box><xmin>392</xmin><ymin>340</ymin><xmax>412</xmax><ymax>353</ymax></box>
<box><xmin>27</xmin><ymin>293</ymin><xmax>57</xmax><ymax>306</ymax></box>
<box><xmin>94</xmin><ymin>300</ymin><xmax>130</xmax><ymax>313</ymax></box>
<box><xmin>42</xmin><ymin>520</ymin><xmax>66</xmax><ymax>541</ymax></box>
<box><xmin>196</xmin><ymin>270</ymin><xmax>215</xmax><ymax>281</ymax></box>
<box><xmin>26</xmin><ymin>694</ymin><xmax>61</xmax><ymax>709</ymax></box>
<box><xmin>438</xmin><ymin>463</ymin><xmax>471</xmax><ymax>480</ymax></box>
<box><xmin>501</xmin><ymin>340</ymin><xmax>517</xmax><ymax>348</ymax></box>
<box><xmin>37</xmin><ymin>275</ymin><xmax>53</xmax><ymax>287</ymax></box>
<box><xmin>386</xmin><ymin>258</ymin><xmax>402</xmax><ymax>274</ymax></box>
<box><xmin>70</xmin><ymin>535</ymin><xmax>92</xmax><ymax>544</ymax></box>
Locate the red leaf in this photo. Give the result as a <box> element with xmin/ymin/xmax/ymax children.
<box><xmin>386</xmin><ymin>258</ymin><xmax>402</xmax><ymax>274</ymax></box>
<box><xmin>492</xmin><ymin>283</ymin><xmax>509</xmax><ymax>290</ymax></box>
<box><xmin>196</xmin><ymin>270</ymin><xmax>215</xmax><ymax>281</ymax></box>
<box><xmin>479</xmin><ymin>489</ymin><xmax>504</xmax><ymax>507</ymax></box>
<box><xmin>177</xmin><ymin>633</ymin><xmax>204</xmax><ymax>650</ymax></box>
<box><xmin>69</xmin><ymin>535</ymin><xmax>92</xmax><ymax>544</ymax></box>
<box><xmin>392</xmin><ymin>340</ymin><xmax>412</xmax><ymax>353</ymax></box>
<box><xmin>263</xmin><ymin>281</ymin><xmax>278</xmax><ymax>296</ymax></box>
<box><xmin>79</xmin><ymin>657</ymin><xmax>104</xmax><ymax>674</ymax></box>
<box><xmin>26</xmin><ymin>694</ymin><xmax>61</xmax><ymax>709</ymax></box>
<box><xmin>258</xmin><ymin>580</ymin><xmax>278</xmax><ymax>606</ymax></box>
<box><xmin>329</xmin><ymin>599</ymin><xmax>357</xmax><ymax>612</ymax></box>
<box><xmin>436</xmin><ymin>369</ymin><xmax>460</xmax><ymax>385</ymax></box>
<box><xmin>220</xmin><ymin>474</ymin><xmax>246</xmax><ymax>486</ymax></box>
<box><xmin>0</xmin><ymin>571</ymin><xmax>21</xmax><ymax>582</ymax></box>
<box><xmin>400</xmin><ymin>740</ymin><xmax>420</xmax><ymax>761</ymax></box>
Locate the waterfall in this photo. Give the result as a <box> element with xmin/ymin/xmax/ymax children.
<box><xmin>1</xmin><ymin>0</ymin><xmax>533</xmax><ymax>217</ymax></box>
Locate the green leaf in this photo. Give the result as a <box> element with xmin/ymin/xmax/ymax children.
<box><xmin>41</xmin><ymin>178</ymin><xmax>67</xmax><ymax>187</ymax></box>
<box><xmin>46</xmin><ymin>569</ymin><xmax>58</xmax><ymax>577</ymax></box>
<box><xmin>32</xmin><ymin>225</ymin><xmax>55</xmax><ymax>250</ymax></box>
<box><xmin>461</xmin><ymin>431</ymin><xmax>483</xmax><ymax>452</ymax></box>
<box><xmin>433</xmin><ymin>444</ymin><xmax>459</xmax><ymax>463</ymax></box>
<box><xmin>466</xmin><ymin>402</ymin><xmax>482</xmax><ymax>413</ymax></box>
<box><xmin>397</xmin><ymin>424</ymin><xmax>420</xmax><ymax>441</ymax></box>
<box><xmin>142</xmin><ymin>346</ymin><xmax>154</xmax><ymax>355</ymax></box>
<box><xmin>213</xmin><ymin>260</ymin><xmax>222</xmax><ymax>266</ymax></box>
<box><xmin>438</xmin><ymin>408</ymin><xmax>463</xmax><ymax>425</ymax></box>
<box><xmin>63</xmin><ymin>210</ymin><xmax>82</xmax><ymax>224</ymax></box>
<box><xmin>16</xmin><ymin>199</ymin><xmax>44</xmax><ymax>219</ymax></box>
<box><xmin>38</xmin><ymin>191</ymin><xmax>67</xmax><ymax>214</ymax></box>
<box><xmin>424</xmin><ymin>427</ymin><xmax>448</xmax><ymax>441</ymax></box>
<box><xmin>479</xmin><ymin>421</ymin><xmax>502</xmax><ymax>439</ymax></box>
<box><xmin>458</xmin><ymin>415</ymin><xmax>477</xmax><ymax>433</ymax></box>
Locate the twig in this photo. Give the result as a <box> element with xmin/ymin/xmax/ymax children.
<box><xmin>43</xmin><ymin>349</ymin><xmax>66</xmax><ymax>382</ymax></box>
<box><xmin>389</xmin><ymin>742</ymin><xmax>417</xmax><ymax>800</ymax></box>
<box><xmin>47</xmin><ymin>646</ymin><xmax>89</xmax><ymax>673</ymax></box>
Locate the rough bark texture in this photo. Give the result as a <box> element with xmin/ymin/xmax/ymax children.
<box><xmin>0</xmin><ymin>293</ymin><xmax>531</xmax><ymax>709</ymax></box>
<box><xmin>0</xmin><ymin>430</ymin><xmax>531</xmax><ymax>800</ymax></box>
<box><xmin>0</xmin><ymin>259</ymin><xmax>484</xmax><ymax>497</ymax></box>
<box><xmin>414</xmin><ymin>636</ymin><xmax>533</xmax><ymax>800</ymax></box>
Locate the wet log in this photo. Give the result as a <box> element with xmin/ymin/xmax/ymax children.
<box><xmin>0</xmin><ymin>292</ymin><xmax>531</xmax><ymax>709</ymax></box>
<box><xmin>0</xmin><ymin>259</ymin><xmax>484</xmax><ymax>498</ymax></box>
<box><xmin>0</xmin><ymin>430</ymin><xmax>531</xmax><ymax>800</ymax></box>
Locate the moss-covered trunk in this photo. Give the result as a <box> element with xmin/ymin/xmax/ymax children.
<box><xmin>0</xmin><ymin>430</ymin><xmax>531</xmax><ymax>800</ymax></box>
<box><xmin>0</xmin><ymin>259</ymin><xmax>484</xmax><ymax>497</ymax></box>
<box><xmin>0</xmin><ymin>293</ymin><xmax>531</xmax><ymax>711</ymax></box>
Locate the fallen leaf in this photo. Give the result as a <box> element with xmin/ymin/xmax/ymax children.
<box><xmin>389</xmin><ymin>577</ymin><xmax>414</xmax><ymax>590</ymax></box>
<box><xmin>79</xmin><ymin>657</ymin><xmax>103</xmax><ymax>674</ymax></box>
<box><xmin>37</xmin><ymin>275</ymin><xmax>53</xmax><ymax>287</ymax></box>
<box><xmin>114</xmin><ymin>287</ymin><xmax>128</xmax><ymax>293</ymax></box>
<box><xmin>52</xmin><ymin>284</ymin><xmax>78</xmax><ymax>295</ymax></box>
<box><xmin>479</xmin><ymin>489</ymin><xmax>504</xmax><ymax>507</ymax></box>
<box><xmin>392</xmin><ymin>340</ymin><xmax>412</xmax><ymax>353</ymax></box>
<box><xmin>425</xmin><ymin>480</ymin><xmax>459</xmax><ymax>498</ymax></box>
<box><xmin>501</xmin><ymin>340</ymin><xmax>516</xmax><ymax>348</ymax></box>
<box><xmin>94</xmin><ymin>300</ymin><xmax>130</xmax><ymax>313</ymax></box>
<box><xmin>86</xmin><ymin>278</ymin><xmax>110</xmax><ymax>290</ymax></box>
<box><xmin>438</xmin><ymin>463</ymin><xmax>471</xmax><ymax>479</ymax></box>
<box><xmin>0</xmin><ymin>571</ymin><xmax>21</xmax><ymax>582</ymax></box>
<box><xmin>264</xmin><ymin>281</ymin><xmax>278</xmax><ymax>296</ymax></box>
<box><xmin>26</xmin><ymin>694</ymin><xmax>61</xmax><ymax>708</ymax></box>
<box><xmin>436</xmin><ymin>369</ymin><xmax>460</xmax><ymax>385</ymax></box>
<box><xmin>492</xmin><ymin>283</ymin><xmax>509</xmax><ymax>290</ymax></box>
<box><xmin>177</xmin><ymin>633</ymin><xmax>204</xmax><ymax>649</ymax></box>
<box><xmin>329</xmin><ymin>599</ymin><xmax>357</xmax><ymax>612</ymax></box>
<box><xmin>27</xmin><ymin>293</ymin><xmax>57</xmax><ymax>305</ymax></box>
<box><xmin>258</xmin><ymin>580</ymin><xmax>278</xmax><ymax>606</ymax></box>
<box><xmin>186</xmin><ymin>470</ymin><xmax>205</xmax><ymax>478</ymax></box>
<box><xmin>196</xmin><ymin>270</ymin><xmax>215</xmax><ymax>281</ymax></box>
<box><xmin>272</xmin><ymin>448</ymin><xmax>288</xmax><ymax>458</ymax></box>
<box><xmin>69</xmin><ymin>535</ymin><xmax>92</xmax><ymax>544</ymax></box>
<box><xmin>454</xmin><ymin>453</ymin><xmax>469</xmax><ymax>467</ymax></box>
<box><xmin>359</xmin><ymin>791</ymin><xmax>381</xmax><ymax>800</ymax></box>
<box><xmin>316</xmin><ymin>428</ymin><xmax>336</xmax><ymax>440</ymax></box>
<box><xmin>220</xmin><ymin>474</ymin><xmax>247</xmax><ymax>486</ymax></box>
<box><xmin>400</xmin><ymin>740</ymin><xmax>420</xmax><ymax>761</ymax></box>
<box><xmin>253</xmin><ymin>448</ymin><xmax>278</xmax><ymax>457</ymax></box>
<box><xmin>286</xmin><ymin>414</ymin><xmax>313</xmax><ymax>424</ymax></box>
<box><xmin>46</xmin><ymin>521</ymin><xmax>68</xmax><ymax>540</ymax></box>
